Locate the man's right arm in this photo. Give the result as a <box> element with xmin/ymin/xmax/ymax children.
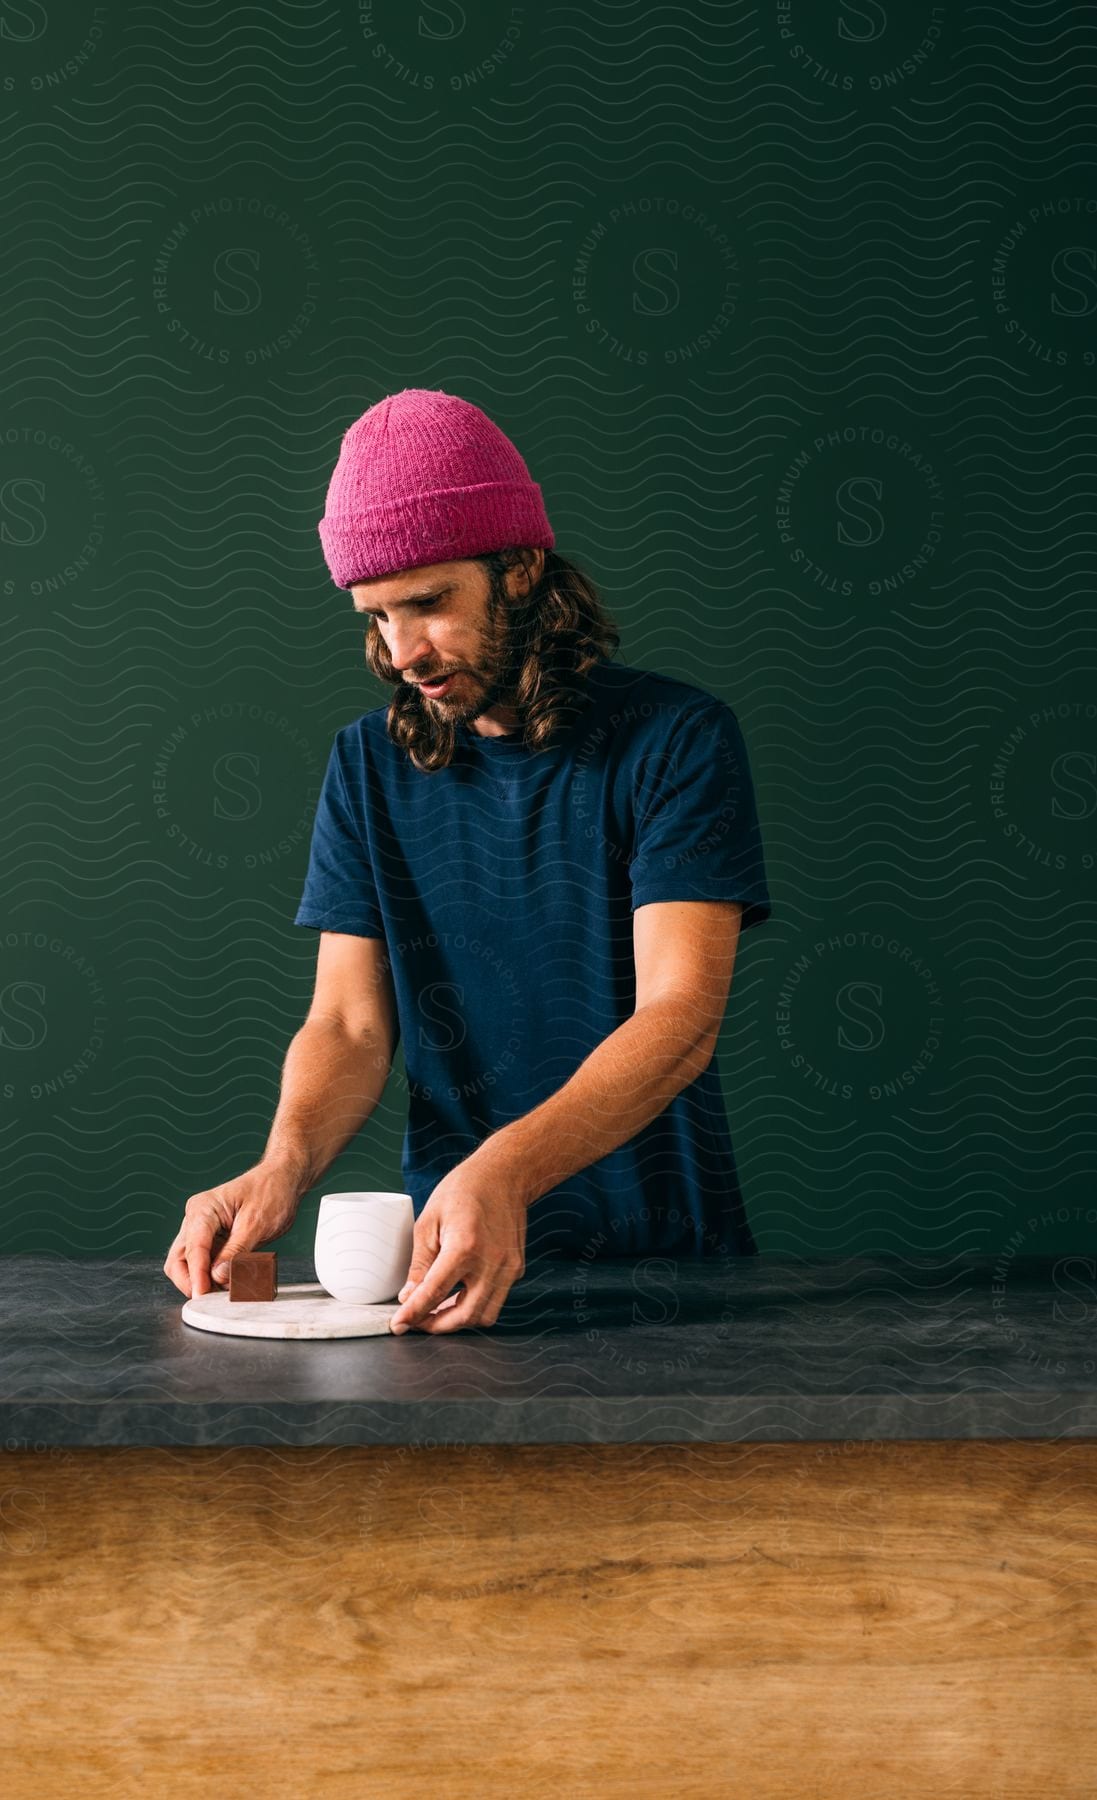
<box><xmin>164</xmin><ymin>934</ymin><xmax>399</xmax><ymax>1297</ymax></box>
<box><xmin>262</xmin><ymin>1016</ymin><xmax>394</xmax><ymax>1197</ymax></box>
<box><xmin>263</xmin><ymin>932</ymin><xmax>399</xmax><ymax>1196</ymax></box>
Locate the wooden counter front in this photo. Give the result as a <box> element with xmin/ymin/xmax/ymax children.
<box><xmin>2</xmin><ymin>1438</ymin><xmax>1095</xmax><ymax>1798</ymax></box>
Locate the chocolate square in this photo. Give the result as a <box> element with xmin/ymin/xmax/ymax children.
<box><xmin>228</xmin><ymin>1251</ymin><xmax>278</xmax><ymax>1302</ymax></box>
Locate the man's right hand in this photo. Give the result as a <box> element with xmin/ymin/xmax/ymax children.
<box><xmin>162</xmin><ymin>1163</ymin><xmax>303</xmax><ymax>1299</ymax></box>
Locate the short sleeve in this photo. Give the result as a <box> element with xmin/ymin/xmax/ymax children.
<box><xmin>293</xmin><ymin>731</ymin><xmax>386</xmax><ymax>939</ymax></box>
<box><xmin>628</xmin><ymin>700</ymin><xmax>773</xmax><ymax>930</ymax></box>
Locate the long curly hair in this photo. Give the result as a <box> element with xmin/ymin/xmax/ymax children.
<box><xmin>363</xmin><ymin>546</ymin><xmax>622</xmax><ymax>773</ymax></box>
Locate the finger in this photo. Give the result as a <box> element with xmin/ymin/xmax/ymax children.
<box><xmin>391</xmin><ymin>1276</ymin><xmax>466</xmax><ymax>1332</ymax></box>
<box><xmin>397</xmin><ymin>1260</ymin><xmax>432</xmax><ymax>1304</ymax></box>
<box><xmin>398</xmin><ymin>1221</ymin><xmax>442</xmax><ymax>1299</ymax></box>
<box><xmin>390</xmin><ymin>1248</ymin><xmax>468</xmax><ymax>1331</ymax></box>
<box><xmin>412</xmin><ymin>1291</ymin><xmax>461</xmax><ymax>1323</ymax></box>
<box><xmin>398</xmin><ymin>1288</ymin><xmax>459</xmax><ymax>1313</ymax></box>
<box><xmin>415</xmin><ymin>1281</ymin><xmax>498</xmax><ymax>1334</ymax></box>
<box><xmin>210</xmin><ymin>1225</ymin><xmax>254</xmax><ymax>1287</ymax></box>
<box><xmin>185</xmin><ymin>1214</ymin><xmax>222</xmax><ymax>1299</ymax></box>
<box><xmin>392</xmin><ymin>1239</ymin><xmax>457</xmax><ymax>1318</ymax></box>
<box><xmin>467</xmin><ymin>1270</ymin><xmax>521</xmax><ymax>1330</ymax></box>
<box><xmin>476</xmin><ymin>1280</ymin><xmax>516</xmax><ymax>1329</ymax></box>
<box><xmin>163</xmin><ymin>1234</ymin><xmax>188</xmax><ymax>1291</ymax></box>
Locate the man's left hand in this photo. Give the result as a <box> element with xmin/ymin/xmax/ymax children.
<box><xmin>388</xmin><ymin>1157</ymin><xmax>529</xmax><ymax>1334</ymax></box>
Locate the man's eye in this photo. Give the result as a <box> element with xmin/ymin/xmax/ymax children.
<box><xmin>394</xmin><ymin>602</ymin><xmax>434</xmax><ymax>618</ymax></box>
<box><xmin>365</xmin><ymin>599</ymin><xmax>437</xmax><ymax>624</ymax></box>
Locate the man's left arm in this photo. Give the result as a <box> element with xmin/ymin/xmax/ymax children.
<box><xmin>388</xmin><ymin>901</ymin><xmax>743</xmax><ymax>1332</ymax></box>
<box><xmin>469</xmin><ymin>898</ymin><xmax>743</xmax><ymax>1205</ymax></box>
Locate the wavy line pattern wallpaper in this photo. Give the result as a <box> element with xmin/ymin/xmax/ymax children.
<box><xmin>2</xmin><ymin>1</ymin><xmax>1095</xmax><ymax>1265</ymax></box>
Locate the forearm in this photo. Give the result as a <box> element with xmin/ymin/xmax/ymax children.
<box><xmin>262</xmin><ymin>1018</ymin><xmax>392</xmax><ymax>1196</ymax></box>
<box><xmin>470</xmin><ymin>998</ymin><xmax>713</xmax><ymax>1207</ymax></box>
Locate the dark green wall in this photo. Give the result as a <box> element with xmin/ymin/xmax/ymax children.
<box><xmin>2</xmin><ymin>1</ymin><xmax>1094</xmax><ymax>1264</ymax></box>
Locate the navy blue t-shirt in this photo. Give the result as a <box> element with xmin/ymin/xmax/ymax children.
<box><xmin>294</xmin><ymin>658</ymin><xmax>773</xmax><ymax>1260</ymax></box>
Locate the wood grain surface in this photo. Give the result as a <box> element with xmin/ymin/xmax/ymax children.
<box><xmin>1</xmin><ymin>1440</ymin><xmax>1095</xmax><ymax>1798</ymax></box>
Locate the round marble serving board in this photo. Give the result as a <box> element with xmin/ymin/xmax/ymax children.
<box><xmin>181</xmin><ymin>1281</ymin><xmax>398</xmax><ymax>1339</ymax></box>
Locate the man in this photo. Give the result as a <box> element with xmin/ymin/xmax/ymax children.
<box><xmin>164</xmin><ymin>388</ymin><xmax>773</xmax><ymax>1331</ymax></box>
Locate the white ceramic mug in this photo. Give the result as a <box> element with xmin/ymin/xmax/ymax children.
<box><xmin>314</xmin><ymin>1192</ymin><xmax>415</xmax><ymax>1305</ymax></box>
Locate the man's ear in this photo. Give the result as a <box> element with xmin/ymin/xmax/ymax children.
<box><xmin>507</xmin><ymin>547</ymin><xmax>543</xmax><ymax>599</ymax></box>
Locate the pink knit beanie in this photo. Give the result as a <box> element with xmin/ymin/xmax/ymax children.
<box><xmin>317</xmin><ymin>387</ymin><xmax>555</xmax><ymax>588</ymax></box>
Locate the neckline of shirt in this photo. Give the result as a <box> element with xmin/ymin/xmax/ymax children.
<box><xmin>457</xmin><ymin>721</ymin><xmax>530</xmax><ymax>752</ymax></box>
<box><xmin>454</xmin><ymin>661</ymin><xmax>627</xmax><ymax>754</ymax></box>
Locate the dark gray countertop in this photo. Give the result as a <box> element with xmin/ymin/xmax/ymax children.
<box><xmin>1</xmin><ymin>1252</ymin><xmax>1093</xmax><ymax>1447</ymax></box>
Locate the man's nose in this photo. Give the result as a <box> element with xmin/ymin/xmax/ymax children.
<box><xmin>387</xmin><ymin>623</ymin><xmax>434</xmax><ymax>672</ymax></box>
